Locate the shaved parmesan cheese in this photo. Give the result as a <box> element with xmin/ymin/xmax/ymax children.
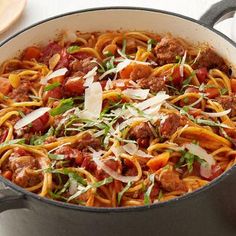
<box><xmin>180</xmin><ymin>51</ymin><xmax>187</xmax><ymax>77</ymax></box>
<box><xmin>92</xmin><ymin>151</ymin><xmax>140</xmax><ymax>183</ymax></box>
<box><xmin>83</xmin><ymin>66</ymin><xmax>98</xmax><ymax>87</ymax></box>
<box><xmin>64</xmin><ymin>30</ymin><xmax>77</xmax><ymax>42</ymax></box>
<box><xmin>40</xmin><ymin>68</ymin><xmax>68</xmax><ymax>85</ymax></box>
<box><xmin>14</xmin><ymin>107</ymin><xmax>50</xmax><ymax>130</ymax></box>
<box><xmin>111</xmin><ymin>146</ymin><xmax>123</xmax><ymax>159</ymax></box>
<box><xmin>202</xmin><ymin>109</ymin><xmax>231</xmax><ymax>118</ymax></box>
<box><xmin>123</xmin><ymin>143</ymin><xmax>138</xmax><ymax>155</ymax></box>
<box><xmin>136</xmin><ymin>91</ymin><xmax>170</xmax><ymax>110</ymax></box>
<box><xmin>49</xmin><ymin>53</ymin><xmax>61</xmax><ymax>70</ymax></box>
<box><xmin>123</xmin><ymin>89</ymin><xmax>149</xmax><ymax>100</ymax></box>
<box><xmin>184</xmin><ymin>143</ymin><xmax>215</xmax><ymax>178</ymax></box>
<box><xmin>83</xmin><ymin>82</ymin><xmax>102</xmax><ymax>119</ymax></box>
<box><xmin>123</xmin><ymin>143</ymin><xmax>152</xmax><ymax>158</ymax></box>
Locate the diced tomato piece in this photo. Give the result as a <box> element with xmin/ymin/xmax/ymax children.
<box><xmin>231</xmin><ymin>78</ymin><xmax>236</xmax><ymax>93</ymax></box>
<box><xmin>171</xmin><ymin>66</ymin><xmax>183</xmax><ymax>87</ymax></box>
<box><xmin>99</xmin><ymin>80</ymin><xmax>107</xmax><ymax>90</ymax></box>
<box><xmin>64</xmin><ymin>77</ymin><xmax>85</xmax><ymax>96</ymax></box>
<box><xmin>208</xmin><ymin>164</ymin><xmax>223</xmax><ymax>181</ymax></box>
<box><xmin>196</xmin><ymin>67</ymin><xmax>208</xmax><ymax>84</ymax></box>
<box><xmin>0</xmin><ymin>130</ymin><xmax>8</xmax><ymax>143</ymax></box>
<box><xmin>205</xmin><ymin>87</ymin><xmax>220</xmax><ymax>98</ymax></box>
<box><xmin>31</xmin><ymin>112</ymin><xmax>50</xmax><ymax>132</ymax></box>
<box><xmin>43</xmin><ymin>87</ymin><xmax>63</xmax><ymax>102</ymax></box>
<box><xmin>0</xmin><ymin>77</ymin><xmax>12</xmax><ymax>95</ymax></box>
<box><xmin>2</xmin><ymin>170</ymin><xmax>13</xmax><ymax>180</ymax></box>
<box><xmin>81</xmin><ymin>154</ymin><xmax>96</xmax><ymax>171</ymax></box>
<box><xmin>23</xmin><ymin>47</ymin><xmax>41</xmax><ymax>61</ymax></box>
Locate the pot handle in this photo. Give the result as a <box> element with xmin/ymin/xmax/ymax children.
<box><xmin>199</xmin><ymin>0</ymin><xmax>236</xmax><ymax>28</ymax></box>
<box><xmin>0</xmin><ymin>187</ymin><xmax>26</xmax><ymax>213</ymax></box>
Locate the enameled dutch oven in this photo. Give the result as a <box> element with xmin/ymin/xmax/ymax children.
<box><xmin>1</xmin><ymin>1</ymin><xmax>236</xmax><ymax>235</ymax></box>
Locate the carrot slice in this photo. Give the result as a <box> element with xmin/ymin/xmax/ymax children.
<box><xmin>147</xmin><ymin>152</ymin><xmax>170</xmax><ymax>171</ymax></box>
<box><xmin>120</xmin><ymin>64</ymin><xmax>134</xmax><ymax>79</ymax></box>
<box><xmin>231</xmin><ymin>78</ymin><xmax>236</xmax><ymax>93</ymax></box>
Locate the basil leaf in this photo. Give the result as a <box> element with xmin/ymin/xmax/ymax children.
<box><xmin>118</xmin><ymin>181</ymin><xmax>132</xmax><ymax>205</ymax></box>
<box><xmin>0</xmin><ymin>139</ymin><xmax>25</xmax><ymax>148</ymax></box>
<box><xmin>50</xmin><ymin>98</ymin><xmax>74</xmax><ymax>116</ymax></box>
<box><xmin>48</xmin><ymin>154</ymin><xmax>65</xmax><ymax>160</ymax></box>
<box><xmin>147</xmin><ymin>39</ymin><xmax>157</xmax><ymax>52</ymax></box>
<box><xmin>30</xmin><ymin>127</ymin><xmax>54</xmax><ymax>145</ymax></box>
<box><xmin>44</xmin><ymin>82</ymin><xmax>61</xmax><ymax>91</ymax></box>
<box><xmin>67</xmin><ymin>45</ymin><xmax>80</xmax><ymax>54</ymax></box>
<box><xmin>92</xmin><ymin>177</ymin><xmax>113</xmax><ymax>188</ymax></box>
<box><xmin>144</xmin><ymin>174</ymin><xmax>155</xmax><ymax>205</ymax></box>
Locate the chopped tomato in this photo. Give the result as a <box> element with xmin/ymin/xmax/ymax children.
<box><xmin>23</xmin><ymin>47</ymin><xmax>41</xmax><ymax>60</ymax></box>
<box><xmin>0</xmin><ymin>77</ymin><xmax>12</xmax><ymax>95</ymax></box>
<box><xmin>205</xmin><ymin>87</ymin><xmax>220</xmax><ymax>98</ymax></box>
<box><xmin>208</xmin><ymin>164</ymin><xmax>223</xmax><ymax>181</ymax></box>
<box><xmin>43</xmin><ymin>87</ymin><xmax>63</xmax><ymax>102</ymax></box>
<box><xmin>64</xmin><ymin>77</ymin><xmax>85</xmax><ymax>96</ymax></box>
<box><xmin>171</xmin><ymin>66</ymin><xmax>183</xmax><ymax>87</ymax></box>
<box><xmin>2</xmin><ymin>170</ymin><xmax>13</xmax><ymax>180</ymax></box>
<box><xmin>147</xmin><ymin>152</ymin><xmax>170</xmax><ymax>171</ymax></box>
<box><xmin>40</xmin><ymin>42</ymin><xmax>62</xmax><ymax>64</ymax></box>
<box><xmin>231</xmin><ymin>78</ymin><xmax>236</xmax><ymax>93</ymax></box>
<box><xmin>31</xmin><ymin>112</ymin><xmax>50</xmax><ymax>132</ymax></box>
<box><xmin>196</xmin><ymin>67</ymin><xmax>208</xmax><ymax>84</ymax></box>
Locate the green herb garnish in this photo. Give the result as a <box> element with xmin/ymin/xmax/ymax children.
<box><xmin>118</xmin><ymin>181</ymin><xmax>132</xmax><ymax>205</ymax></box>
<box><xmin>67</xmin><ymin>45</ymin><xmax>80</xmax><ymax>54</ymax></box>
<box><xmin>144</xmin><ymin>174</ymin><xmax>155</xmax><ymax>205</ymax></box>
<box><xmin>147</xmin><ymin>39</ymin><xmax>157</xmax><ymax>52</ymax></box>
<box><xmin>50</xmin><ymin>98</ymin><xmax>74</xmax><ymax>116</ymax></box>
<box><xmin>44</xmin><ymin>82</ymin><xmax>61</xmax><ymax>91</ymax></box>
<box><xmin>48</xmin><ymin>153</ymin><xmax>65</xmax><ymax>160</ymax></box>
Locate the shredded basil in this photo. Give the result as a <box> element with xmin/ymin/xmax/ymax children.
<box><xmin>118</xmin><ymin>181</ymin><xmax>132</xmax><ymax>205</ymax></box>
<box><xmin>147</xmin><ymin>39</ymin><xmax>157</xmax><ymax>52</ymax></box>
<box><xmin>220</xmin><ymin>87</ymin><xmax>228</xmax><ymax>95</ymax></box>
<box><xmin>48</xmin><ymin>153</ymin><xmax>65</xmax><ymax>160</ymax></box>
<box><xmin>30</xmin><ymin>127</ymin><xmax>54</xmax><ymax>145</ymax></box>
<box><xmin>44</xmin><ymin>82</ymin><xmax>61</xmax><ymax>91</ymax></box>
<box><xmin>50</xmin><ymin>98</ymin><xmax>74</xmax><ymax>116</ymax></box>
<box><xmin>0</xmin><ymin>139</ymin><xmax>25</xmax><ymax>148</ymax></box>
<box><xmin>144</xmin><ymin>174</ymin><xmax>155</xmax><ymax>205</ymax></box>
<box><xmin>67</xmin><ymin>45</ymin><xmax>80</xmax><ymax>54</ymax></box>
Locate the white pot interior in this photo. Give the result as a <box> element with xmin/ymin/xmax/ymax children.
<box><xmin>0</xmin><ymin>8</ymin><xmax>236</xmax><ymax>73</ymax></box>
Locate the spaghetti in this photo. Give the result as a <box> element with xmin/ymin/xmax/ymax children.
<box><xmin>0</xmin><ymin>30</ymin><xmax>235</xmax><ymax>207</ymax></box>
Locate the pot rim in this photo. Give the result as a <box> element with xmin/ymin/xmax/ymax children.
<box><xmin>1</xmin><ymin>6</ymin><xmax>236</xmax><ymax>213</ymax></box>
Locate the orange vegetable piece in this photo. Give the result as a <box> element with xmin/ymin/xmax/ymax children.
<box><xmin>0</xmin><ymin>77</ymin><xmax>12</xmax><ymax>95</ymax></box>
<box><xmin>147</xmin><ymin>152</ymin><xmax>170</xmax><ymax>171</ymax></box>
<box><xmin>23</xmin><ymin>46</ymin><xmax>41</xmax><ymax>60</ymax></box>
<box><xmin>231</xmin><ymin>78</ymin><xmax>236</xmax><ymax>93</ymax></box>
<box><xmin>2</xmin><ymin>170</ymin><xmax>13</xmax><ymax>180</ymax></box>
<box><xmin>119</xmin><ymin>64</ymin><xmax>134</xmax><ymax>79</ymax></box>
<box><xmin>205</xmin><ymin>87</ymin><xmax>220</xmax><ymax>98</ymax></box>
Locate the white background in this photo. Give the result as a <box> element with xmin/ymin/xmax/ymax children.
<box><xmin>0</xmin><ymin>0</ymin><xmax>235</xmax><ymax>43</ymax></box>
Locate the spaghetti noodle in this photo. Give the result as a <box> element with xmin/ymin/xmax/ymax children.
<box><xmin>0</xmin><ymin>30</ymin><xmax>235</xmax><ymax>207</ymax></box>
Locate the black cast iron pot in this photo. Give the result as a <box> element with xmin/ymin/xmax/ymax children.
<box><xmin>1</xmin><ymin>1</ymin><xmax>236</xmax><ymax>235</ymax></box>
